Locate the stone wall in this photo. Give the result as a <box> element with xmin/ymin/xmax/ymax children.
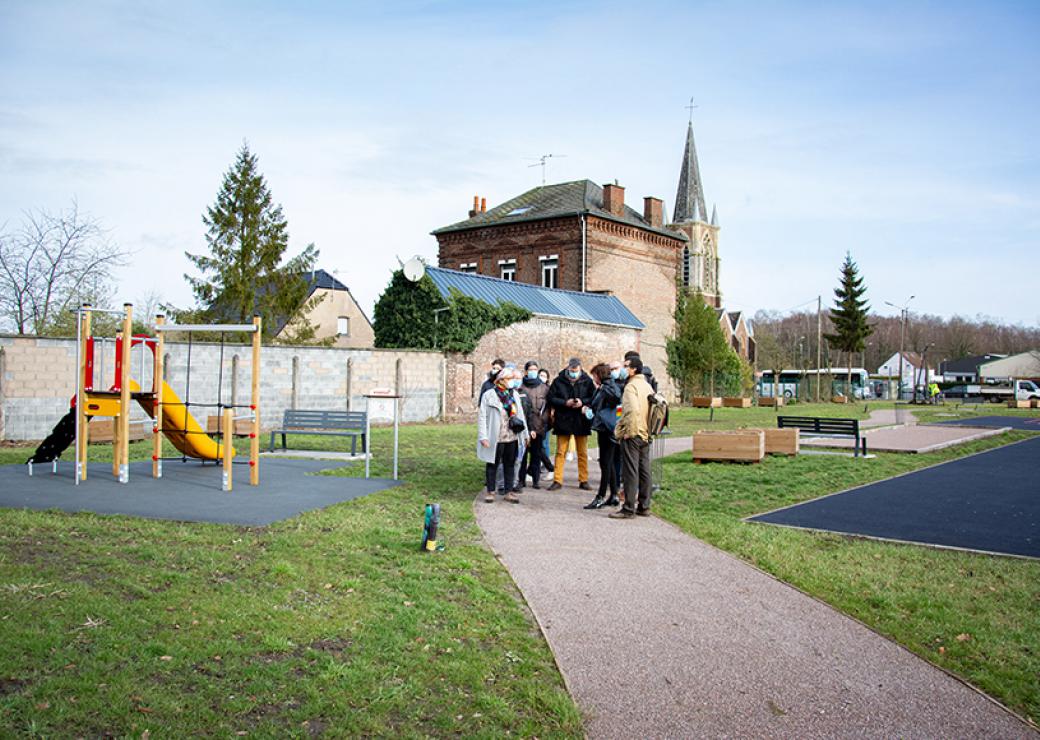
<box><xmin>444</xmin><ymin>317</ymin><xmax>641</xmax><ymax>416</ymax></box>
<box><xmin>0</xmin><ymin>334</ymin><xmax>445</xmax><ymax>441</ymax></box>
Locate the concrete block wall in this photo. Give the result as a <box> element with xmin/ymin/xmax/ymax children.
<box><xmin>0</xmin><ymin>334</ymin><xmax>445</xmax><ymax>441</ymax></box>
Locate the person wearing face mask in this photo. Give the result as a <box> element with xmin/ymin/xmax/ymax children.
<box><xmin>610</xmin><ymin>355</ymin><xmax>653</xmax><ymax>519</ymax></box>
<box><xmin>477</xmin><ymin>367</ymin><xmax>528</xmax><ymax>504</ymax></box>
<box><xmin>547</xmin><ymin>357</ymin><xmax>595</xmax><ymax>491</ymax></box>
<box><xmin>477</xmin><ymin>358</ymin><xmax>506</xmax><ymax>407</ymax></box>
<box><xmin>517</xmin><ymin>361</ymin><xmax>551</xmax><ymax>489</ymax></box>
<box><xmin>584</xmin><ymin>362</ymin><xmax>623</xmax><ymax>509</ymax></box>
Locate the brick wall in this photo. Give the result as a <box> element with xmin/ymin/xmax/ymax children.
<box><xmin>0</xmin><ymin>334</ymin><xmax>445</xmax><ymax>441</ymax></box>
<box><xmin>443</xmin><ymin>317</ymin><xmax>641</xmax><ymax>416</ymax></box>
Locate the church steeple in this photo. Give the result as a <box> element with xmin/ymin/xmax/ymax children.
<box><xmin>673</xmin><ymin>121</ymin><xmax>708</xmax><ymax>224</ymax></box>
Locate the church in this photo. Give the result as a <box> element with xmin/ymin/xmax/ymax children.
<box><xmin>432</xmin><ymin>121</ymin><xmax>754</xmax><ymax>388</ymax></box>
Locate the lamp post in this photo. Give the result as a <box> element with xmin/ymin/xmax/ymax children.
<box><xmin>885</xmin><ymin>296</ymin><xmax>914</xmax><ymax>401</ymax></box>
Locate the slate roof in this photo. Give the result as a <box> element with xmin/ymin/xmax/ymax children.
<box><xmin>674</xmin><ymin>121</ymin><xmax>709</xmax><ymax>224</ymax></box>
<box><xmin>940</xmin><ymin>354</ymin><xmax>1005</xmax><ymax>374</ymax></box>
<box><xmin>425</xmin><ymin>266</ymin><xmax>644</xmax><ymax>329</ymax></box>
<box><xmin>431</xmin><ymin>180</ymin><xmax>686</xmax><ymax>241</ymax></box>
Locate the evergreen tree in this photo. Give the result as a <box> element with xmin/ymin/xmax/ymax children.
<box><xmin>185</xmin><ymin>143</ymin><xmax>320</xmax><ymax>342</ymax></box>
<box><xmin>824</xmin><ymin>252</ymin><xmax>874</xmax><ymax>398</ymax></box>
<box><xmin>666</xmin><ymin>289</ymin><xmax>743</xmax><ymax>401</ymax></box>
<box><xmin>373</xmin><ymin>270</ymin><xmax>531</xmax><ymax>354</ymax></box>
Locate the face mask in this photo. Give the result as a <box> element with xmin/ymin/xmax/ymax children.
<box><xmin>527</xmin><ymin>370</ymin><xmax>539</xmax><ymax>380</ymax></box>
<box><xmin>511</xmin><ymin>379</ymin><xmax>522</xmax><ymax>389</ymax></box>
<box><xmin>610</xmin><ymin>369</ymin><xmax>622</xmax><ymax>380</ymax></box>
<box><xmin>568</xmin><ymin>370</ymin><xmax>579</xmax><ymax>379</ymax></box>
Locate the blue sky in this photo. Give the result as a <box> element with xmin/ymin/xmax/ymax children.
<box><xmin>2</xmin><ymin>0</ymin><xmax>1038</xmax><ymax>325</ymax></box>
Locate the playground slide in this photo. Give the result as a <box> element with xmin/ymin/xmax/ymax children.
<box><xmin>132</xmin><ymin>379</ymin><xmax>235</xmax><ymax>461</ymax></box>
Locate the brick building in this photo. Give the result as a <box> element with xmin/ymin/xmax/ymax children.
<box><xmin>433</xmin><ymin>121</ymin><xmax>753</xmax><ymax>393</ymax></box>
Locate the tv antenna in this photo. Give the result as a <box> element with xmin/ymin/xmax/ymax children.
<box><xmin>525</xmin><ymin>153</ymin><xmax>566</xmax><ymax>185</ymax></box>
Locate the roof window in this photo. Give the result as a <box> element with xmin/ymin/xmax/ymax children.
<box><xmin>506</xmin><ymin>206</ymin><xmax>533</xmax><ymax>216</ymax></box>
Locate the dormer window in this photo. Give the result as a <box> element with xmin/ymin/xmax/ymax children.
<box><xmin>499</xmin><ymin>259</ymin><xmax>517</xmax><ymax>281</ymax></box>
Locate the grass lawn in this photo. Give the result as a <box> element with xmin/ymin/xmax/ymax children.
<box><xmin>0</xmin><ymin>425</ymin><xmax>583</xmax><ymax>737</ymax></box>
<box><xmin>655</xmin><ymin>403</ymin><xmax>1040</xmax><ymax>727</ymax></box>
<box><xmin>2</xmin><ymin>401</ymin><xmax>1038</xmax><ymax>733</ymax></box>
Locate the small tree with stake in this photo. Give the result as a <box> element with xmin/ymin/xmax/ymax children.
<box><xmin>824</xmin><ymin>252</ymin><xmax>874</xmax><ymax>401</ymax></box>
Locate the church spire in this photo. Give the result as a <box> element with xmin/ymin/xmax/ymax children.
<box><xmin>673</xmin><ymin>120</ymin><xmax>708</xmax><ymax>224</ymax></box>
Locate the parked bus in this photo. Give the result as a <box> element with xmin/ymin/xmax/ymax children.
<box><xmin>758</xmin><ymin>368</ymin><xmax>871</xmax><ymax>399</ymax></box>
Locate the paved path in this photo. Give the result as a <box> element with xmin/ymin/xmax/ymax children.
<box><xmin>478</xmin><ymin>480</ymin><xmax>1034</xmax><ymax>738</ymax></box>
<box><xmin>804</xmin><ymin>423</ymin><xmax>1007</xmax><ymax>453</ymax></box>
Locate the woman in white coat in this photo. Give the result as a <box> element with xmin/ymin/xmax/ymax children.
<box><xmin>477</xmin><ymin>367</ymin><xmax>529</xmax><ymax>504</ymax></box>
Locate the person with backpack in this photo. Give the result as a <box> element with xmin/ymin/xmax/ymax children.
<box><xmin>610</xmin><ymin>355</ymin><xmax>654</xmax><ymax>519</ymax></box>
<box><xmin>584</xmin><ymin>362</ymin><xmax>623</xmax><ymax>510</ymax></box>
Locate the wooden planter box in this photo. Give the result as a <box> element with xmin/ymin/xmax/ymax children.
<box><xmin>748</xmin><ymin>428</ymin><xmax>800</xmax><ymax>456</ymax></box>
<box><xmin>832</xmin><ymin>395</ymin><xmax>849</xmax><ymax>404</ymax></box>
<box><xmin>757</xmin><ymin>397</ymin><xmax>784</xmax><ymax>408</ymax></box>
<box><xmin>88</xmin><ymin>419</ymin><xmax>149</xmax><ymax>443</ymax></box>
<box><xmin>206</xmin><ymin>415</ymin><xmax>255</xmax><ymax>436</ymax></box>
<box><xmin>692</xmin><ymin>430</ymin><xmax>765</xmax><ymax>463</ymax></box>
<box><xmin>692</xmin><ymin>396</ymin><xmax>722</xmax><ymax>408</ymax></box>
<box><xmin>722</xmin><ymin>397</ymin><xmax>752</xmax><ymax>408</ymax></box>
<box><xmin>1031</xmin><ymin>399</ymin><xmax>1040</xmax><ymax>409</ymax></box>
<box><xmin>1008</xmin><ymin>400</ymin><xmax>1032</xmax><ymax>409</ymax></box>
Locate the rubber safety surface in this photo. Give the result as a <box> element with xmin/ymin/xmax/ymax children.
<box><xmin>0</xmin><ymin>458</ymin><xmax>398</xmax><ymax>525</ymax></box>
<box><xmin>749</xmin><ymin>436</ymin><xmax>1040</xmax><ymax>558</ymax></box>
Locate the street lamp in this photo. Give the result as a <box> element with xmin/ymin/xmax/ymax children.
<box><xmin>884</xmin><ymin>295</ymin><xmax>914</xmax><ymax>401</ymax></box>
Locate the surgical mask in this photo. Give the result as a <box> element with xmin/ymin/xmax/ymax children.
<box><xmin>527</xmin><ymin>370</ymin><xmax>539</xmax><ymax>380</ymax></box>
<box><xmin>568</xmin><ymin>370</ymin><xmax>579</xmax><ymax>379</ymax></box>
<box><xmin>510</xmin><ymin>379</ymin><xmax>521</xmax><ymax>389</ymax></box>
<box><xmin>610</xmin><ymin>369</ymin><xmax>622</xmax><ymax>380</ymax></box>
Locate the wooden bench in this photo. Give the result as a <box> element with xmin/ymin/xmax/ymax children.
<box><xmin>777</xmin><ymin>416</ymin><xmax>866</xmax><ymax>457</ymax></box>
<box><xmin>268</xmin><ymin>409</ymin><xmax>367</xmax><ymax>454</ymax></box>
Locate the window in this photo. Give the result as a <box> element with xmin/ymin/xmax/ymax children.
<box><xmin>682</xmin><ymin>247</ymin><xmax>690</xmax><ymax>287</ymax></box>
<box><xmin>459</xmin><ymin>262</ymin><xmax>477</xmax><ymax>273</ymax></box>
<box><xmin>540</xmin><ymin>256</ymin><xmax>558</xmax><ymax>289</ymax></box>
<box><xmin>499</xmin><ymin>259</ymin><xmax>517</xmax><ymax>281</ymax></box>
<box><xmin>506</xmin><ymin>206</ymin><xmax>533</xmax><ymax>216</ymax></box>
<box><xmin>337</xmin><ymin>316</ymin><xmax>350</xmax><ymax>336</ymax></box>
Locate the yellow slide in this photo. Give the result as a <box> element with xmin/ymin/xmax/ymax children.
<box><xmin>130</xmin><ymin>379</ymin><xmax>235</xmax><ymax>460</ymax></box>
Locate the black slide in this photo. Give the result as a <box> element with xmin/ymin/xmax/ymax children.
<box><xmin>27</xmin><ymin>409</ymin><xmax>86</xmax><ymax>465</ymax></box>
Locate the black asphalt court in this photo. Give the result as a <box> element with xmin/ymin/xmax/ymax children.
<box><xmin>930</xmin><ymin>415</ymin><xmax>1040</xmax><ymax>431</ymax></box>
<box><xmin>749</xmin><ymin>436</ymin><xmax>1040</xmax><ymax>558</ymax></box>
<box><xmin>0</xmin><ymin>459</ymin><xmax>399</xmax><ymax>525</ymax></box>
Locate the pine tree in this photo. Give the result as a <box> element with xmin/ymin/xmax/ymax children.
<box><xmin>185</xmin><ymin>143</ymin><xmax>320</xmax><ymax>342</ymax></box>
<box><xmin>666</xmin><ymin>289</ymin><xmax>743</xmax><ymax>401</ymax></box>
<box><xmin>824</xmin><ymin>252</ymin><xmax>874</xmax><ymax>398</ymax></box>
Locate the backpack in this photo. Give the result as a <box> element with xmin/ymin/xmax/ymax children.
<box><xmin>646</xmin><ymin>391</ymin><xmax>669</xmax><ymax>438</ymax></box>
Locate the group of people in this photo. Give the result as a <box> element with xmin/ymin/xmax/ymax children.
<box><xmin>476</xmin><ymin>352</ymin><xmax>659</xmax><ymax>519</ymax></box>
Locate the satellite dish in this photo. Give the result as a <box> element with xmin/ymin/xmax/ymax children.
<box><xmin>403</xmin><ymin>256</ymin><xmax>426</xmax><ymax>282</ymax></box>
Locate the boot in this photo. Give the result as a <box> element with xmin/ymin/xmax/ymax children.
<box><xmin>603</xmin><ymin>495</ymin><xmax>620</xmax><ymax>507</ymax></box>
<box><xmin>583</xmin><ymin>495</ymin><xmax>606</xmax><ymax>510</ymax></box>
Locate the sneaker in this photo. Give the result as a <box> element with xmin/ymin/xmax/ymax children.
<box><xmin>636</xmin><ymin>508</ymin><xmax>651</xmax><ymax>517</ymax></box>
<box><xmin>484</xmin><ymin>493</ymin><xmax>495</xmax><ymax>503</ymax></box>
<box><xmin>547</xmin><ymin>482</ymin><xmax>563</xmax><ymax>491</ymax></box>
<box><xmin>608</xmin><ymin>509</ymin><xmax>635</xmax><ymax>520</ymax></box>
<box><xmin>504</xmin><ymin>492</ymin><xmax>520</xmax><ymax>504</ymax></box>
<box><xmin>578</xmin><ymin>481</ymin><xmax>591</xmax><ymax>491</ymax></box>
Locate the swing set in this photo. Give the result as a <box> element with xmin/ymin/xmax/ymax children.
<box><xmin>27</xmin><ymin>303</ymin><xmax>262</xmax><ymax>492</ymax></box>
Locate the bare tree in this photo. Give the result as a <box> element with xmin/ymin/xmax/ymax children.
<box><xmin>0</xmin><ymin>203</ymin><xmax>128</xmax><ymax>335</ymax></box>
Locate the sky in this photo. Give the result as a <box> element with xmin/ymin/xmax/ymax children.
<box><xmin>2</xmin><ymin>0</ymin><xmax>1038</xmax><ymax>326</ymax></box>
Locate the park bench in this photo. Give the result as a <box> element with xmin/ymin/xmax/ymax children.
<box><xmin>777</xmin><ymin>416</ymin><xmax>867</xmax><ymax>457</ymax></box>
<box><xmin>269</xmin><ymin>409</ymin><xmax>367</xmax><ymax>455</ymax></box>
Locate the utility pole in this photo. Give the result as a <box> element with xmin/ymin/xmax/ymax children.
<box><xmin>885</xmin><ymin>296</ymin><xmax>914</xmax><ymax>401</ymax></box>
<box><xmin>815</xmin><ymin>295</ymin><xmax>822</xmax><ymax>403</ymax></box>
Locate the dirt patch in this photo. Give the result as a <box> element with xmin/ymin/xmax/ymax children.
<box><xmin>0</xmin><ymin>677</ymin><xmax>29</xmax><ymax>695</ymax></box>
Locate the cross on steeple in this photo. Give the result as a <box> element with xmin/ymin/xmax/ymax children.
<box><xmin>686</xmin><ymin>97</ymin><xmax>698</xmax><ymax>123</ymax></box>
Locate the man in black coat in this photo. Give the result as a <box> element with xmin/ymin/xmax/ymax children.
<box><xmin>547</xmin><ymin>357</ymin><xmax>595</xmax><ymax>491</ymax></box>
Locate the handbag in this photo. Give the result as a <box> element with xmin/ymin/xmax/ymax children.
<box><xmin>508</xmin><ymin>414</ymin><xmax>526</xmax><ymax>433</ymax></box>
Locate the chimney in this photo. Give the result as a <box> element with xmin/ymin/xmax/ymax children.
<box><xmin>469</xmin><ymin>195</ymin><xmax>479</xmax><ymax>218</ymax></box>
<box><xmin>643</xmin><ymin>196</ymin><xmax>663</xmax><ymax>228</ymax></box>
<box><xmin>480</xmin><ymin>197</ymin><xmax>487</xmax><ymax>213</ymax></box>
<box><xmin>603</xmin><ymin>183</ymin><xmax>625</xmax><ymax>216</ymax></box>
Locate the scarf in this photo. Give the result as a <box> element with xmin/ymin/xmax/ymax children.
<box><xmin>495</xmin><ymin>385</ymin><xmax>518</xmax><ymax>418</ymax></box>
